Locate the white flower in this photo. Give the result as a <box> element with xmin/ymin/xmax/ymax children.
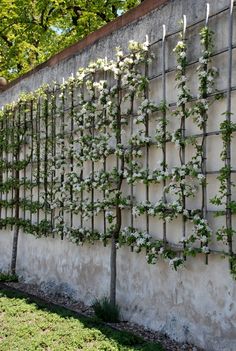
<box><xmin>148</xmin><ymin>208</ymin><xmax>155</xmax><ymax>216</ymax></box>
<box><xmin>201</xmin><ymin>246</ymin><xmax>210</xmax><ymax>254</ymax></box>
<box><xmin>136</xmin><ymin>237</ymin><xmax>145</xmax><ymax>246</ymax></box>
<box><xmin>201</xmin><ymin>235</ymin><xmax>208</xmax><ymax>243</ymax></box>
<box><xmin>116</xmin><ymin>49</ymin><xmax>123</xmax><ymax>57</ymax></box>
<box><xmin>179</xmin><ymin>51</ymin><xmax>186</xmax><ymax>59</ymax></box>
<box><xmin>105</xmin><ymin>211</ymin><xmax>113</xmax><ymax>218</ymax></box>
<box><xmin>199</xmin><ymin>56</ymin><xmax>207</xmax><ymax>64</ymax></box>
<box><xmin>169</xmin><ymin>257</ymin><xmax>182</xmax><ymax>268</ymax></box>
<box><xmin>183</xmin><ymin>210</ymin><xmax>189</xmax><ymax>217</ymax></box>
<box><xmin>132</xmin><ymin>207</ymin><xmax>140</xmax><ymax>217</ymax></box>
<box><xmin>198</xmin><ymin>174</ymin><xmax>205</xmax><ymax>181</ymax></box>
<box><xmin>177</xmin><ymin>206</ymin><xmax>182</xmax><ymax>213</ymax></box>
<box><xmin>137</xmin><ymin>150</ymin><xmax>142</xmax><ymax>156</ymax></box>
<box><xmin>151</xmin><ymin>257</ymin><xmax>157</xmax><ymax>264</ymax></box>
<box><xmin>207</xmin><ymin>75</ymin><xmax>214</xmax><ymax>82</ymax></box>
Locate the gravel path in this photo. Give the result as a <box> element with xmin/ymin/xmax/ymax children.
<box><xmin>2</xmin><ymin>282</ymin><xmax>204</xmax><ymax>351</ymax></box>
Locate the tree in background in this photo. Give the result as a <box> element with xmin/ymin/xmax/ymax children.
<box><xmin>0</xmin><ymin>0</ymin><xmax>142</xmax><ymax>81</ymax></box>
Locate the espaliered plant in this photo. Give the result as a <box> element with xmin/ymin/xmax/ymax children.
<box><xmin>211</xmin><ymin>114</ymin><xmax>236</xmax><ymax>276</ymax></box>
<box><xmin>0</xmin><ymin>18</ymin><xmax>235</xmax><ymax>302</ymax></box>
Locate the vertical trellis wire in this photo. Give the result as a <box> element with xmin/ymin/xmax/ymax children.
<box><xmin>5</xmin><ymin>113</ymin><xmax>9</xmax><ymax>223</ymax></box>
<box><xmin>11</xmin><ymin>108</ymin><xmax>15</xmax><ymax>227</ymax></box>
<box><xmin>60</xmin><ymin>86</ymin><xmax>65</xmax><ymax>239</ymax></box>
<box><xmin>162</xmin><ymin>24</ymin><xmax>167</xmax><ymax>245</ymax></box>
<box><xmin>181</xmin><ymin>16</ymin><xmax>187</xmax><ymax>252</ymax></box>
<box><xmin>103</xmin><ymin>71</ymin><xmax>107</xmax><ymax>238</ymax></box>
<box><xmin>8</xmin><ymin>110</ymin><xmax>12</xmax><ymax>223</ymax></box>
<box><xmin>0</xmin><ymin>118</ymin><xmax>3</xmax><ymax>220</ymax></box>
<box><xmin>110</xmin><ymin>68</ymin><xmax>122</xmax><ymax>305</ymax></box>
<box><xmin>44</xmin><ymin>93</ymin><xmax>49</xmax><ymax>224</ymax></box>
<box><xmin>130</xmin><ymin>92</ymin><xmax>134</xmax><ymax>232</ymax></box>
<box><xmin>145</xmin><ymin>39</ymin><xmax>150</xmax><ymax>234</ymax></box>
<box><xmin>226</xmin><ymin>0</ymin><xmax>234</xmax><ymax>266</ymax></box>
<box><xmin>91</xmin><ymin>76</ymin><xmax>95</xmax><ymax>235</ymax></box>
<box><xmin>36</xmin><ymin>97</ymin><xmax>41</xmax><ymax>227</ymax></box>
<box><xmin>80</xmin><ymin>83</ymin><xmax>84</xmax><ymax>229</ymax></box>
<box><xmin>23</xmin><ymin>102</ymin><xmax>27</xmax><ymax>220</ymax></box>
<box><xmin>51</xmin><ymin>90</ymin><xmax>56</xmax><ymax>234</ymax></box>
<box><xmin>11</xmin><ymin>103</ymin><xmax>21</xmax><ymax>274</ymax></box>
<box><xmin>201</xmin><ymin>4</ymin><xmax>210</xmax><ymax>264</ymax></box>
<box><xmin>103</xmin><ymin>143</ymin><xmax>107</xmax><ymax>237</ymax></box>
<box><xmin>1</xmin><ymin>115</ymin><xmax>5</xmax><ymax>222</ymax></box>
<box><xmin>70</xmin><ymin>82</ymin><xmax>74</xmax><ymax>229</ymax></box>
<box><xmin>15</xmin><ymin>104</ymin><xmax>21</xmax><ymax>217</ymax></box>
<box><xmin>30</xmin><ymin>99</ymin><xmax>34</xmax><ymax>224</ymax></box>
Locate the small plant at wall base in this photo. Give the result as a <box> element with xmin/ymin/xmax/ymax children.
<box><xmin>0</xmin><ymin>272</ymin><xmax>18</xmax><ymax>282</ymax></box>
<box><xmin>92</xmin><ymin>296</ymin><xmax>120</xmax><ymax>322</ymax></box>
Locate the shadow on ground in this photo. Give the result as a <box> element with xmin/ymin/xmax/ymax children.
<box><xmin>0</xmin><ymin>283</ymin><xmax>164</xmax><ymax>351</ymax></box>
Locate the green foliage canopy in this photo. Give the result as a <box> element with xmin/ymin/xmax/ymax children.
<box><xmin>0</xmin><ymin>0</ymin><xmax>141</xmax><ymax>80</ymax></box>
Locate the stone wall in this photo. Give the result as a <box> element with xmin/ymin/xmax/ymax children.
<box><xmin>0</xmin><ymin>1</ymin><xmax>236</xmax><ymax>350</ymax></box>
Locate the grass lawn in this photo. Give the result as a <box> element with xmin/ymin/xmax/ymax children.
<box><xmin>0</xmin><ymin>287</ymin><xmax>164</xmax><ymax>351</ymax></box>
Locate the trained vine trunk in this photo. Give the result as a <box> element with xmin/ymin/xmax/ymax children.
<box><xmin>10</xmin><ymin>181</ymin><xmax>19</xmax><ymax>275</ymax></box>
<box><xmin>110</xmin><ymin>185</ymin><xmax>123</xmax><ymax>305</ymax></box>
<box><xmin>110</xmin><ymin>73</ymin><xmax>122</xmax><ymax>306</ymax></box>
<box><xmin>10</xmin><ymin>110</ymin><xmax>20</xmax><ymax>275</ymax></box>
<box><xmin>110</xmin><ymin>232</ymin><xmax>117</xmax><ymax>306</ymax></box>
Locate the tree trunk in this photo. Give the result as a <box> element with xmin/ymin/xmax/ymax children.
<box><xmin>110</xmin><ymin>233</ymin><xmax>117</xmax><ymax>305</ymax></box>
<box><xmin>10</xmin><ymin>167</ymin><xmax>20</xmax><ymax>275</ymax></box>
<box><xmin>10</xmin><ymin>112</ymin><xmax>20</xmax><ymax>275</ymax></box>
<box><xmin>109</xmin><ymin>73</ymin><xmax>122</xmax><ymax>306</ymax></box>
<box><xmin>11</xmin><ymin>218</ymin><xmax>19</xmax><ymax>275</ymax></box>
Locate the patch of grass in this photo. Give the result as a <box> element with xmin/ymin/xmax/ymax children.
<box><xmin>0</xmin><ymin>287</ymin><xmax>165</xmax><ymax>351</ymax></box>
<box><xmin>0</xmin><ymin>272</ymin><xmax>18</xmax><ymax>282</ymax></box>
<box><xmin>92</xmin><ymin>296</ymin><xmax>120</xmax><ymax>322</ymax></box>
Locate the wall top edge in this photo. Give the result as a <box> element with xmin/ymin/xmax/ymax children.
<box><xmin>0</xmin><ymin>0</ymin><xmax>169</xmax><ymax>94</ymax></box>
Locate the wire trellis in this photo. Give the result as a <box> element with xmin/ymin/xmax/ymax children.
<box><xmin>0</xmin><ymin>1</ymin><xmax>235</xmax><ymax>274</ymax></box>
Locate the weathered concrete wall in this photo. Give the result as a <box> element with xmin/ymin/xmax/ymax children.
<box><xmin>0</xmin><ymin>230</ymin><xmax>236</xmax><ymax>351</ymax></box>
<box><xmin>1</xmin><ymin>1</ymin><xmax>236</xmax><ymax>351</ymax></box>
